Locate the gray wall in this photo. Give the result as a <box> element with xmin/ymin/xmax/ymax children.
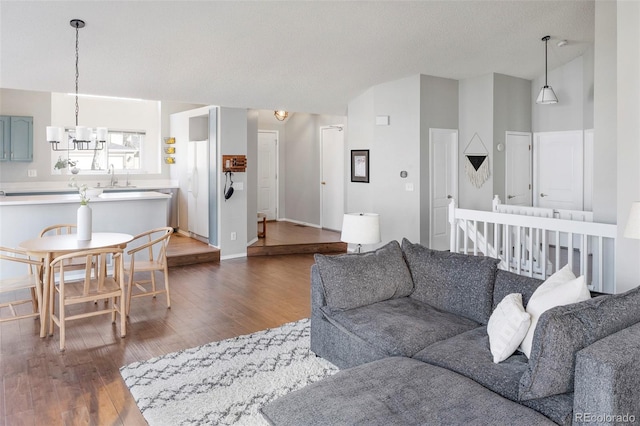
<box><xmin>246</xmin><ymin>110</ymin><xmax>258</xmax><ymax>242</ymax></box>
<box><xmin>218</xmin><ymin>107</ymin><xmax>248</xmax><ymax>258</ymax></box>
<box><xmin>593</xmin><ymin>1</ymin><xmax>617</xmax><ymax>224</ymax></box>
<box><xmin>458</xmin><ymin>74</ymin><xmax>494</xmax><ymax>211</ymax></box>
<box><xmin>493</xmin><ymin>74</ymin><xmax>532</xmax><ymax>202</ymax></box>
<box><xmin>615</xmin><ymin>0</ymin><xmax>640</xmax><ymax>293</ymax></box>
<box><xmin>419</xmin><ymin>75</ymin><xmax>459</xmax><ymax>244</ymax></box>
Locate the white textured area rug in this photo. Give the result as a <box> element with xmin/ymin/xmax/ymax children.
<box><xmin>120</xmin><ymin>318</ymin><xmax>338</xmax><ymax>425</ymax></box>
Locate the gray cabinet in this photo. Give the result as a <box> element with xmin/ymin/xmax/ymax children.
<box><xmin>0</xmin><ymin>115</ymin><xmax>33</xmax><ymax>162</ymax></box>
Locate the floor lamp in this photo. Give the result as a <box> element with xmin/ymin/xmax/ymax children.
<box><xmin>341</xmin><ymin>213</ymin><xmax>381</xmax><ymax>253</ymax></box>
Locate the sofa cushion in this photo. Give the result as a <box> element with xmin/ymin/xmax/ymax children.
<box><xmin>314</xmin><ymin>240</ymin><xmax>414</xmax><ymax>311</ymax></box>
<box><xmin>401</xmin><ymin>238</ymin><xmax>499</xmax><ymax>324</ymax></box>
<box><xmin>519</xmin><ymin>286</ymin><xmax>640</xmax><ymax>401</ymax></box>
<box><xmin>261</xmin><ymin>357</ymin><xmax>557</xmax><ymax>426</ymax></box>
<box><xmin>413</xmin><ymin>326</ymin><xmax>528</xmax><ymax>401</ymax></box>
<box><xmin>321</xmin><ymin>297</ymin><xmax>479</xmax><ymax>357</ymax></box>
<box><xmin>519</xmin><ymin>264</ymin><xmax>591</xmax><ymax>358</ymax></box>
<box><xmin>493</xmin><ymin>269</ymin><xmax>543</xmax><ymax>310</ymax></box>
<box><xmin>487</xmin><ymin>293</ymin><xmax>531</xmax><ymax>363</ymax></box>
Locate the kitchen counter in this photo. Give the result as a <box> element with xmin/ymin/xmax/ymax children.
<box><xmin>0</xmin><ymin>191</ymin><xmax>172</xmax><ymax>279</ymax></box>
<box><xmin>0</xmin><ymin>179</ymin><xmax>178</xmax><ymax>196</ymax></box>
<box><xmin>0</xmin><ymin>190</ymin><xmax>170</xmax><ymax>206</ymax></box>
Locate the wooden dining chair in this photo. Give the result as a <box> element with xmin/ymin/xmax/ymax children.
<box><xmin>0</xmin><ymin>247</ymin><xmax>43</xmax><ymax>323</ymax></box>
<box><xmin>40</xmin><ymin>224</ymin><xmax>99</xmax><ymax>278</ymax></box>
<box><xmin>123</xmin><ymin>227</ymin><xmax>173</xmax><ymax>315</ymax></box>
<box><xmin>49</xmin><ymin>247</ymin><xmax>126</xmax><ymax>351</ymax></box>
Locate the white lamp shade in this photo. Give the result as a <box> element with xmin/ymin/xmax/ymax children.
<box><xmin>75</xmin><ymin>126</ymin><xmax>91</xmax><ymax>141</ymax></box>
<box><xmin>341</xmin><ymin>213</ymin><xmax>381</xmax><ymax>245</ymax></box>
<box><xmin>536</xmin><ymin>86</ymin><xmax>558</xmax><ymax>104</ymax></box>
<box><xmin>624</xmin><ymin>202</ymin><xmax>640</xmax><ymax>240</ymax></box>
<box><xmin>46</xmin><ymin>126</ymin><xmax>63</xmax><ymax>142</ymax></box>
<box><xmin>96</xmin><ymin>127</ymin><xmax>108</xmax><ymax>141</ymax></box>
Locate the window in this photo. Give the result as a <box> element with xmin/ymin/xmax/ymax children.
<box><xmin>67</xmin><ymin>129</ymin><xmax>144</xmax><ymax>171</ymax></box>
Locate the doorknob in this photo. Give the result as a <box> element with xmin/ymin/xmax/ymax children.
<box><xmin>321</xmin><ymin>182</ymin><xmax>326</xmax><ymax>185</ymax></box>
<box><xmin>447</xmin><ymin>195</ymin><xmax>452</xmax><ymax>199</ymax></box>
<box><xmin>540</xmin><ymin>193</ymin><xmax>548</xmax><ymax>198</ymax></box>
<box><xmin>507</xmin><ymin>195</ymin><xmax>515</xmax><ymax>200</ymax></box>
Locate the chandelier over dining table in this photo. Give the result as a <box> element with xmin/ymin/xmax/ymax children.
<box><xmin>46</xmin><ymin>19</ymin><xmax>107</xmax><ymax>151</ymax></box>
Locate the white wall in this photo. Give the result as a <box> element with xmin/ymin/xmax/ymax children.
<box><xmin>347</xmin><ymin>75</ymin><xmax>422</xmax><ymax>246</ymax></box>
<box><xmin>458</xmin><ymin>74</ymin><xmax>494</xmax><ymax>211</ymax></box>
<box><xmin>532</xmin><ymin>56</ymin><xmax>586</xmax><ymax>132</ymax></box>
<box><xmin>0</xmin><ymin>88</ymin><xmax>199</xmax><ymax>186</ymax></box>
<box><xmin>50</xmin><ymin>93</ymin><xmax>161</xmax><ymax>173</ymax></box>
<box><xmin>0</xmin><ymin>89</ymin><xmax>52</xmax><ymax>183</ymax></box>
<box><xmin>615</xmin><ymin>0</ymin><xmax>640</xmax><ymax>293</ymax></box>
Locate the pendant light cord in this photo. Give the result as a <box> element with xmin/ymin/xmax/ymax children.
<box><xmin>544</xmin><ymin>37</ymin><xmax>548</xmax><ymax>87</ymax></box>
<box><xmin>75</xmin><ymin>23</ymin><xmax>80</xmax><ymax>127</ymax></box>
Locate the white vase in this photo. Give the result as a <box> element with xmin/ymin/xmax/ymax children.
<box><xmin>77</xmin><ymin>205</ymin><xmax>92</xmax><ymax>241</ymax></box>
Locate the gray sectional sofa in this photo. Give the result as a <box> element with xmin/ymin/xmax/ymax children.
<box><xmin>262</xmin><ymin>239</ymin><xmax>640</xmax><ymax>425</ymax></box>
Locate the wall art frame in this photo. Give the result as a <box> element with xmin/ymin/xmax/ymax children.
<box><xmin>351</xmin><ymin>149</ymin><xmax>370</xmax><ymax>183</ymax></box>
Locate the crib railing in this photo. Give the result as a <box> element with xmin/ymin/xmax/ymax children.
<box><xmin>449</xmin><ymin>199</ymin><xmax>617</xmax><ymax>293</ymax></box>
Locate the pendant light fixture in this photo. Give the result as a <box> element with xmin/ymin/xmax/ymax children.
<box><xmin>274</xmin><ymin>110</ymin><xmax>289</xmax><ymax>121</ymax></box>
<box><xmin>47</xmin><ymin>19</ymin><xmax>107</xmax><ymax>151</ymax></box>
<box><xmin>536</xmin><ymin>35</ymin><xmax>558</xmax><ymax>105</ymax></box>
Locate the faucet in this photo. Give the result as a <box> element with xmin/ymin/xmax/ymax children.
<box><xmin>109</xmin><ymin>164</ymin><xmax>118</xmax><ymax>187</ymax></box>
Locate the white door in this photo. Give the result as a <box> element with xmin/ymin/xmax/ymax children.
<box><xmin>534</xmin><ymin>130</ymin><xmax>583</xmax><ymax>210</ymax></box>
<box><xmin>505</xmin><ymin>131</ymin><xmax>532</xmax><ymax>206</ymax></box>
<box><xmin>429</xmin><ymin>128</ymin><xmax>458</xmax><ymax>250</ymax></box>
<box><xmin>320</xmin><ymin>126</ymin><xmax>344</xmax><ymax>231</ymax></box>
<box><xmin>257</xmin><ymin>131</ymin><xmax>278</xmax><ymax>220</ymax></box>
<box><xmin>187</xmin><ymin>139</ymin><xmax>209</xmax><ymax>238</ymax></box>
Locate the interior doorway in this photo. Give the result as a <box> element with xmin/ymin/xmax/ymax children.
<box><xmin>258</xmin><ymin>131</ymin><xmax>278</xmax><ymax>220</ymax></box>
<box><xmin>534</xmin><ymin>130</ymin><xmax>584</xmax><ymax>210</ymax></box>
<box><xmin>429</xmin><ymin>128</ymin><xmax>458</xmax><ymax>250</ymax></box>
<box><xmin>320</xmin><ymin>125</ymin><xmax>345</xmax><ymax>231</ymax></box>
<box><xmin>505</xmin><ymin>131</ymin><xmax>532</xmax><ymax>206</ymax></box>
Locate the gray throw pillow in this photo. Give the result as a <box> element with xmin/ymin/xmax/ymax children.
<box><xmin>401</xmin><ymin>238</ymin><xmax>499</xmax><ymax>324</ymax></box>
<box><xmin>519</xmin><ymin>286</ymin><xmax>640</xmax><ymax>400</ymax></box>
<box><xmin>314</xmin><ymin>240</ymin><xmax>414</xmax><ymax>311</ymax></box>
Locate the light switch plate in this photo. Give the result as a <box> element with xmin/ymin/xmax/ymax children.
<box><xmin>28</xmin><ymin>169</ymin><xmax>37</xmax><ymax>177</ymax></box>
<box><xmin>405</xmin><ymin>183</ymin><xmax>414</xmax><ymax>191</ymax></box>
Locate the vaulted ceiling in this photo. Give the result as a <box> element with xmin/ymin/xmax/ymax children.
<box><xmin>0</xmin><ymin>1</ymin><xmax>594</xmax><ymax>115</ymax></box>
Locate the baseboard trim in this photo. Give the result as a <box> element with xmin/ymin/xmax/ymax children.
<box><xmin>279</xmin><ymin>218</ymin><xmax>322</xmax><ymax>229</ymax></box>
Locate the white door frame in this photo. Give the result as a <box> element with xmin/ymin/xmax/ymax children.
<box><xmin>319</xmin><ymin>125</ymin><xmax>345</xmax><ymax>230</ymax></box>
<box><xmin>257</xmin><ymin>130</ymin><xmax>280</xmax><ymax>220</ymax></box>
<box><xmin>533</xmin><ymin>130</ymin><xmax>584</xmax><ymax>210</ymax></box>
<box><xmin>505</xmin><ymin>131</ymin><xmax>533</xmax><ymax>206</ymax></box>
<box><xmin>429</xmin><ymin>128</ymin><xmax>458</xmax><ymax>249</ymax></box>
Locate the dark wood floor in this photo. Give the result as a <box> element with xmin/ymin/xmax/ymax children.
<box><xmin>248</xmin><ymin>221</ymin><xmax>346</xmax><ymax>256</ymax></box>
<box><xmin>0</xmin><ymin>254</ymin><xmax>317</xmax><ymax>425</ymax></box>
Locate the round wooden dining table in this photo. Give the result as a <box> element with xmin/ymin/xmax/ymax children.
<box><xmin>19</xmin><ymin>232</ymin><xmax>133</xmax><ymax>337</ymax></box>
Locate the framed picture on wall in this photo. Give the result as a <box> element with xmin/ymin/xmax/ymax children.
<box><xmin>351</xmin><ymin>149</ymin><xmax>369</xmax><ymax>183</ymax></box>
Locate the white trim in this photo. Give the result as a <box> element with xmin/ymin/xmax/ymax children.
<box><xmin>220</xmin><ymin>252</ymin><xmax>247</xmax><ymax>260</ymax></box>
<box><xmin>279</xmin><ymin>218</ymin><xmax>322</xmax><ymax>229</ymax></box>
<box><xmin>319</xmin><ymin>124</ymin><xmax>345</xmax><ymax>230</ymax></box>
<box><xmin>247</xmin><ymin>237</ymin><xmax>258</xmax><ymax>246</ymax></box>
<box><xmin>428</xmin><ymin>128</ymin><xmax>458</xmax><ymax>249</ymax></box>
<box><xmin>257</xmin><ymin>130</ymin><xmax>280</xmax><ymax>220</ymax></box>
<box><xmin>505</xmin><ymin>131</ymin><xmax>532</xmax><ymax>206</ymax></box>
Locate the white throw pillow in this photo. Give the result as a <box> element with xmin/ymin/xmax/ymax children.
<box><xmin>487</xmin><ymin>293</ymin><xmax>531</xmax><ymax>363</ymax></box>
<box><xmin>519</xmin><ymin>264</ymin><xmax>591</xmax><ymax>358</ymax></box>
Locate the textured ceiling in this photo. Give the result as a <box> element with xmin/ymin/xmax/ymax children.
<box><xmin>0</xmin><ymin>1</ymin><xmax>595</xmax><ymax>115</ymax></box>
